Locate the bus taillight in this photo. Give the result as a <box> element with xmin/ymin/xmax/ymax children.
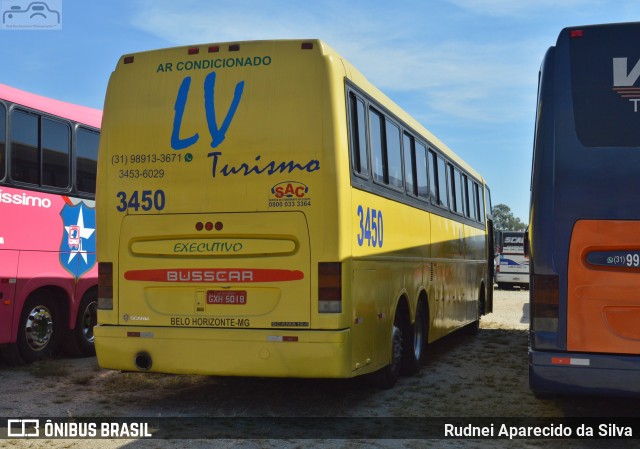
<box><xmin>318</xmin><ymin>262</ymin><xmax>341</xmax><ymax>313</ymax></box>
<box><xmin>531</xmin><ymin>274</ymin><xmax>559</xmax><ymax>332</ymax></box>
<box><xmin>98</xmin><ymin>262</ymin><xmax>114</xmax><ymax>310</ymax></box>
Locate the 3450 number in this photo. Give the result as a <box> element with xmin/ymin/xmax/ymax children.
<box><xmin>116</xmin><ymin>190</ymin><xmax>166</xmax><ymax>212</ymax></box>
<box><xmin>357</xmin><ymin>205</ymin><xmax>384</xmax><ymax>247</ymax></box>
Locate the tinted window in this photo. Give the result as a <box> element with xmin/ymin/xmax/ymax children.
<box><xmin>570</xmin><ymin>24</ymin><xmax>640</xmax><ymax>147</ymax></box>
<box><xmin>415</xmin><ymin>141</ymin><xmax>429</xmax><ymax>200</ymax></box>
<box><xmin>350</xmin><ymin>94</ymin><xmax>369</xmax><ymax>176</ymax></box>
<box><xmin>467</xmin><ymin>177</ymin><xmax>477</xmax><ymax>220</ymax></box>
<box><xmin>11</xmin><ymin>110</ymin><xmax>39</xmax><ymax>184</ymax></box>
<box><xmin>451</xmin><ymin>166</ymin><xmax>463</xmax><ymax>214</ymax></box>
<box><xmin>77</xmin><ymin>127</ymin><xmax>99</xmax><ymax>194</ymax></box>
<box><xmin>370</xmin><ymin>109</ymin><xmax>384</xmax><ymax>184</ymax></box>
<box><xmin>436</xmin><ymin>155</ymin><xmax>449</xmax><ymax>208</ymax></box>
<box><xmin>42</xmin><ymin>118</ymin><xmax>70</xmax><ymax>188</ymax></box>
<box><xmin>428</xmin><ymin>150</ymin><xmax>438</xmax><ymax>203</ymax></box>
<box><xmin>403</xmin><ymin>133</ymin><xmax>415</xmax><ymax>195</ymax></box>
<box><xmin>386</xmin><ymin>119</ymin><xmax>402</xmax><ymax>189</ymax></box>
<box><xmin>0</xmin><ymin>103</ymin><xmax>5</xmax><ymax>180</ymax></box>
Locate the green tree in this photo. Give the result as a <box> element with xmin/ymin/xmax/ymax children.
<box><xmin>492</xmin><ymin>204</ymin><xmax>526</xmax><ymax>231</ymax></box>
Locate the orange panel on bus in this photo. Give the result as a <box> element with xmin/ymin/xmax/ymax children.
<box><xmin>568</xmin><ymin>220</ymin><xmax>640</xmax><ymax>354</ymax></box>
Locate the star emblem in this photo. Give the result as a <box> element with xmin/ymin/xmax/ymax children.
<box><xmin>64</xmin><ymin>206</ymin><xmax>96</xmax><ymax>264</ymax></box>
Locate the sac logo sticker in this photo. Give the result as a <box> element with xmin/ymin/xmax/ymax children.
<box><xmin>268</xmin><ymin>182</ymin><xmax>311</xmax><ymax>208</ymax></box>
<box><xmin>271</xmin><ymin>181</ymin><xmax>308</xmax><ymax>198</ymax></box>
<box><xmin>59</xmin><ymin>202</ymin><xmax>96</xmax><ymax>279</ymax></box>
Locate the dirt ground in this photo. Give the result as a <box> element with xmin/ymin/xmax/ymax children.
<box><xmin>1</xmin><ymin>289</ymin><xmax>639</xmax><ymax>448</ymax></box>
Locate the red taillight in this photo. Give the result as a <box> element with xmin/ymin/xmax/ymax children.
<box><xmin>531</xmin><ymin>274</ymin><xmax>559</xmax><ymax>332</ymax></box>
<box><xmin>123</xmin><ymin>56</ymin><xmax>134</xmax><ymax>64</ymax></box>
<box><xmin>195</xmin><ymin>222</ymin><xmax>204</xmax><ymax>231</ymax></box>
<box><xmin>318</xmin><ymin>262</ymin><xmax>341</xmax><ymax>313</ymax></box>
<box><xmin>229</xmin><ymin>44</ymin><xmax>240</xmax><ymax>52</ymax></box>
<box><xmin>188</xmin><ymin>47</ymin><xmax>200</xmax><ymax>55</ymax></box>
<box><xmin>208</xmin><ymin>46</ymin><xmax>220</xmax><ymax>53</ymax></box>
<box><xmin>98</xmin><ymin>262</ymin><xmax>114</xmax><ymax>310</ymax></box>
<box><xmin>570</xmin><ymin>29</ymin><xmax>584</xmax><ymax>38</ymax></box>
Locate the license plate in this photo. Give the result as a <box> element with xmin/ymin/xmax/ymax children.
<box><xmin>207</xmin><ymin>290</ymin><xmax>247</xmax><ymax>305</ymax></box>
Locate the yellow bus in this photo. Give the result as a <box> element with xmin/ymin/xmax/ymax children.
<box><xmin>95</xmin><ymin>39</ymin><xmax>493</xmax><ymax>388</ymax></box>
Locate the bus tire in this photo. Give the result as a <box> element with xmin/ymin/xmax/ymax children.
<box><xmin>64</xmin><ymin>290</ymin><xmax>97</xmax><ymax>357</ymax></box>
<box><xmin>15</xmin><ymin>292</ymin><xmax>61</xmax><ymax>363</ymax></box>
<box><xmin>402</xmin><ymin>301</ymin><xmax>427</xmax><ymax>374</ymax></box>
<box><xmin>367</xmin><ymin>314</ymin><xmax>404</xmax><ymax>389</ymax></box>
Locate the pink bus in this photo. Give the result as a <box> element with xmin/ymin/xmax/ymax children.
<box><xmin>0</xmin><ymin>84</ymin><xmax>101</xmax><ymax>363</ymax></box>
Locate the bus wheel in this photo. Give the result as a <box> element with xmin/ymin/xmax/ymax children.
<box><xmin>402</xmin><ymin>301</ymin><xmax>427</xmax><ymax>374</ymax></box>
<box><xmin>16</xmin><ymin>293</ymin><xmax>61</xmax><ymax>363</ymax></box>
<box><xmin>64</xmin><ymin>291</ymin><xmax>97</xmax><ymax>357</ymax></box>
<box><xmin>368</xmin><ymin>314</ymin><xmax>404</xmax><ymax>389</ymax></box>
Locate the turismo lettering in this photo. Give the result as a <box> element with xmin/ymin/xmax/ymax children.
<box><xmin>208</xmin><ymin>152</ymin><xmax>320</xmax><ymax>178</ymax></box>
<box><xmin>157</xmin><ymin>56</ymin><xmax>272</xmax><ymax>73</ymax></box>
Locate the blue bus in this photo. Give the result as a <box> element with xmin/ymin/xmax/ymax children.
<box><xmin>528</xmin><ymin>22</ymin><xmax>640</xmax><ymax>397</ymax></box>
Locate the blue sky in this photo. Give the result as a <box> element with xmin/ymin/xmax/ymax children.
<box><xmin>2</xmin><ymin>0</ymin><xmax>639</xmax><ymax>221</ymax></box>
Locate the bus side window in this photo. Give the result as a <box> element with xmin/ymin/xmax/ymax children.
<box><xmin>415</xmin><ymin>141</ymin><xmax>429</xmax><ymax>200</ymax></box>
<box><xmin>349</xmin><ymin>93</ymin><xmax>369</xmax><ymax>177</ymax></box>
<box><xmin>42</xmin><ymin>117</ymin><xmax>70</xmax><ymax>189</ymax></box>
<box><xmin>435</xmin><ymin>154</ymin><xmax>449</xmax><ymax>209</ymax></box>
<box><xmin>0</xmin><ymin>103</ymin><xmax>5</xmax><ymax>180</ymax></box>
<box><xmin>467</xmin><ymin>176</ymin><xmax>477</xmax><ymax>220</ymax></box>
<box><xmin>385</xmin><ymin>118</ymin><xmax>403</xmax><ymax>190</ymax></box>
<box><xmin>428</xmin><ymin>149</ymin><xmax>438</xmax><ymax>204</ymax></box>
<box><xmin>10</xmin><ymin>109</ymin><xmax>39</xmax><ymax>185</ymax></box>
<box><xmin>403</xmin><ymin>132</ymin><xmax>416</xmax><ymax>196</ymax></box>
<box><xmin>76</xmin><ymin>127</ymin><xmax>100</xmax><ymax>194</ymax></box>
<box><xmin>370</xmin><ymin>108</ymin><xmax>385</xmax><ymax>185</ymax></box>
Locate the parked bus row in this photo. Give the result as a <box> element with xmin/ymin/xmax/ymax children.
<box><xmin>5</xmin><ymin>21</ymin><xmax>639</xmax><ymax>398</ymax></box>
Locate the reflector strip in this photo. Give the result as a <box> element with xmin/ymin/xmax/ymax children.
<box><xmin>552</xmin><ymin>357</ymin><xmax>590</xmax><ymax>366</ymax></box>
<box><xmin>127</xmin><ymin>332</ymin><xmax>154</xmax><ymax>338</ymax></box>
<box><xmin>267</xmin><ymin>336</ymin><xmax>299</xmax><ymax>342</ymax></box>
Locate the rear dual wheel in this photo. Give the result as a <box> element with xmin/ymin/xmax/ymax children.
<box><xmin>0</xmin><ymin>292</ymin><xmax>61</xmax><ymax>364</ymax></box>
<box><xmin>369</xmin><ymin>301</ymin><xmax>428</xmax><ymax>389</ymax></box>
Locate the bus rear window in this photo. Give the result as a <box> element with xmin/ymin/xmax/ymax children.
<box><xmin>570</xmin><ymin>24</ymin><xmax>640</xmax><ymax>147</ymax></box>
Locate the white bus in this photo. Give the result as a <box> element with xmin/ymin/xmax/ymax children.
<box><xmin>495</xmin><ymin>230</ymin><xmax>529</xmax><ymax>289</ymax></box>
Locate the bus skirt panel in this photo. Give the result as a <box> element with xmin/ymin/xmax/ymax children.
<box><xmin>529</xmin><ymin>349</ymin><xmax>640</xmax><ymax>397</ymax></box>
<box><xmin>94</xmin><ymin>325</ymin><xmax>356</xmax><ymax>378</ymax></box>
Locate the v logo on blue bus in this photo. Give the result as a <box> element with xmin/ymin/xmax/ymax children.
<box><xmin>171</xmin><ymin>72</ymin><xmax>245</xmax><ymax>151</ymax></box>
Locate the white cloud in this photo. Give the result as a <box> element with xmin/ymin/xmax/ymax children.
<box><xmin>445</xmin><ymin>0</ymin><xmax>603</xmax><ymax>18</ymax></box>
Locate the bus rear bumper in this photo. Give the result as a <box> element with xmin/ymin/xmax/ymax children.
<box><xmin>94</xmin><ymin>325</ymin><xmax>355</xmax><ymax>378</ymax></box>
<box><xmin>529</xmin><ymin>349</ymin><xmax>640</xmax><ymax>397</ymax></box>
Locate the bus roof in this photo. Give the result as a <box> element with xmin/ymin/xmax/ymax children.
<box><xmin>0</xmin><ymin>83</ymin><xmax>102</xmax><ymax>129</ymax></box>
